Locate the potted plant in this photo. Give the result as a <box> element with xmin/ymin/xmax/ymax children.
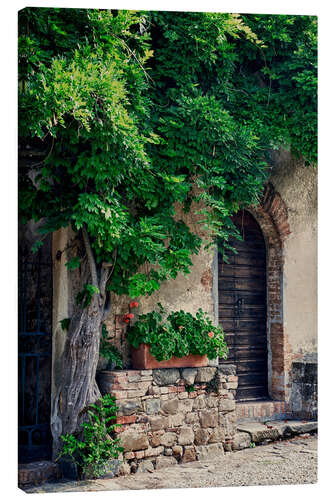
<box><xmin>127</xmin><ymin>304</ymin><xmax>228</xmax><ymax>369</ymax></box>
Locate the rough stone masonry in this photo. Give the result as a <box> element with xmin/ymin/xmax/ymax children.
<box><xmin>97</xmin><ymin>365</ymin><xmax>238</xmax><ymax>475</ymax></box>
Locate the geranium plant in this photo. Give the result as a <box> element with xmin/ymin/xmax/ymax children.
<box><xmin>127</xmin><ymin>304</ymin><xmax>228</xmax><ymax>361</ymax></box>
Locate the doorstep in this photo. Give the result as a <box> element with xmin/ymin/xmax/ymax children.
<box><xmin>236</xmin><ymin>399</ymin><xmax>287</xmax><ymax>423</ymax></box>
<box><xmin>236</xmin><ymin>419</ymin><xmax>317</xmax><ymax>445</ymax></box>
<box><xmin>18</xmin><ymin>461</ymin><xmax>61</xmax><ymax>487</ymax></box>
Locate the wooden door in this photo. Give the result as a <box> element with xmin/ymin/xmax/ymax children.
<box><xmin>218</xmin><ymin>210</ymin><xmax>268</xmax><ymax>401</ymax></box>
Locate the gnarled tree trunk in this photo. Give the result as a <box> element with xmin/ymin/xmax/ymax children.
<box><xmin>51</xmin><ymin>228</ymin><xmax>113</xmax><ymax>457</ymax></box>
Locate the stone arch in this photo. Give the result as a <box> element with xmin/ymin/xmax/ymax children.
<box><xmin>247</xmin><ymin>182</ymin><xmax>291</xmax><ymax>400</ymax></box>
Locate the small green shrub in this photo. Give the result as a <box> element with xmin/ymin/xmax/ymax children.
<box><xmin>100</xmin><ymin>324</ymin><xmax>123</xmax><ymax>369</ymax></box>
<box><xmin>127</xmin><ymin>304</ymin><xmax>228</xmax><ymax>361</ymax></box>
<box><xmin>57</xmin><ymin>394</ymin><xmax>124</xmax><ymax>479</ymax></box>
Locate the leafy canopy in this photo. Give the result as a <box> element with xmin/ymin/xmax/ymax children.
<box><xmin>18</xmin><ymin>8</ymin><xmax>317</xmax><ymax>297</ymax></box>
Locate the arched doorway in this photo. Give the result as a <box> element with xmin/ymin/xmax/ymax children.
<box><xmin>218</xmin><ymin>210</ymin><xmax>268</xmax><ymax>401</ymax></box>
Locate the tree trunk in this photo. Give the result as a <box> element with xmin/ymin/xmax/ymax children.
<box><xmin>51</xmin><ymin>294</ymin><xmax>105</xmax><ymax>457</ymax></box>
<box><xmin>51</xmin><ymin>228</ymin><xmax>113</xmax><ymax>458</ymax></box>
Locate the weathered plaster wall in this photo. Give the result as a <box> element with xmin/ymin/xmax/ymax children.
<box><xmin>100</xmin><ymin>203</ymin><xmax>217</xmax><ymax>369</ymax></box>
<box><xmin>269</xmin><ymin>150</ymin><xmax>317</xmax><ymax>360</ymax></box>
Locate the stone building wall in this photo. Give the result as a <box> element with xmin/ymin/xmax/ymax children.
<box><xmin>97</xmin><ymin>365</ymin><xmax>238</xmax><ymax>475</ymax></box>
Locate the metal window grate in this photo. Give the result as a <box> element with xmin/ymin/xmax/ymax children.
<box><xmin>18</xmin><ymin>252</ymin><xmax>53</xmax><ymax>463</ymax></box>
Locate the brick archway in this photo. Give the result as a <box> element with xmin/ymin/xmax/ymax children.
<box><xmin>248</xmin><ymin>182</ymin><xmax>291</xmax><ymax>401</ymax></box>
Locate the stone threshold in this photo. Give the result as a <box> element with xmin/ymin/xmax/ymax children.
<box><xmin>233</xmin><ymin>419</ymin><xmax>317</xmax><ymax>450</ymax></box>
<box><xmin>18</xmin><ymin>460</ymin><xmax>61</xmax><ymax>487</ymax></box>
<box><xmin>236</xmin><ymin>399</ymin><xmax>287</xmax><ymax>423</ymax></box>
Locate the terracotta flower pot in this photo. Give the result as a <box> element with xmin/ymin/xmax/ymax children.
<box><xmin>131</xmin><ymin>343</ymin><xmax>208</xmax><ymax>369</ymax></box>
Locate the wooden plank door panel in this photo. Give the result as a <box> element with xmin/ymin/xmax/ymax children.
<box><xmin>218</xmin><ymin>210</ymin><xmax>268</xmax><ymax>401</ymax></box>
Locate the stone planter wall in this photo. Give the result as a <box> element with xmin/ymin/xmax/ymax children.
<box><xmin>97</xmin><ymin>365</ymin><xmax>238</xmax><ymax>475</ymax></box>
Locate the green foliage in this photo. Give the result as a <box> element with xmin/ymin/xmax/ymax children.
<box><xmin>58</xmin><ymin>394</ymin><xmax>124</xmax><ymax>479</ymax></box>
<box><xmin>65</xmin><ymin>256</ymin><xmax>81</xmax><ymax>270</ymax></box>
<box><xmin>75</xmin><ymin>284</ymin><xmax>100</xmax><ymax>308</ymax></box>
<box><xmin>100</xmin><ymin>324</ymin><xmax>123</xmax><ymax>369</ymax></box>
<box><xmin>126</xmin><ymin>304</ymin><xmax>228</xmax><ymax>361</ymax></box>
<box><xmin>18</xmin><ymin>8</ymin><xmax>317</xmax><ymax>299</ymax></box>
<box><xmin>60</xmin><ymin>317</ymin><xmax>71</xmax><ymax>331</ymax></box>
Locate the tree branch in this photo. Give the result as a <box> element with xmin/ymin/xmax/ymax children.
<box><xmin>82</xmin><ymin>226</ymin><xmax>98</xmax><ymax>288</ymax></box>
<box><xmin>99</xmin><ymin>248</ymin><xmax>118</xmax><ymax>298</ymax></box>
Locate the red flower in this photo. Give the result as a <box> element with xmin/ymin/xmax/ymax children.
<box><xmin>207</xmin><ymin>331</ymin><xmax>214</xmax><ymax>338</ymax></box>
<box><xmin>130</xmin><ymin>301</ymin><xmax>139</xmax><ymax>308</ymax></box>
<box><xmin>124</xmin><ymin>318</ymin><xmax>130</xmax><ymax>324</ymax></box>
<box><xmin>126</xmin><ymin>313</ymin><xmax>134</xmax><ymax>319</ymax></box>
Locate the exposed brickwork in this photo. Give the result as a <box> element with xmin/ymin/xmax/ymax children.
<box><xmin>236</xmin><ymin>401</ymin><xmax>287</xmax><ymax>423</ymax></box>
<box><xmin>97</xmin><ymin>366</ymin><xmax>238</xmax><ymax>475</ymax></box>
<box><xmin>249</xmin><ymin>182</ymin><xmax>292</xmax><ymax>401</ymax></box>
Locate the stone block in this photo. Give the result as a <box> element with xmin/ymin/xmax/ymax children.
<box><xmin>161</xmin><ymin>398</ymin><xmax>179</xmax><ymax>415</ymax></box>
<box><xmin>178</xmin><ymin>392</ymin><xmax>188</xmax><ymax>399</ymax></box>
<box><xmin>219</xmin><ymin>399</ymin><xmax>236</xmax><ymax>412</ymax></box>
<box><xmin>150</xmin><ymin>431</ymin><xmax>163</xmax><ymax>447</ymax></box>
<box><xmin>149</xmin><ymin>415</ymin><xmax>168</xmax><ymax>431</ymax></box>
<box><xmin>153</xmin><ymin>369</ymin><xmax>180</xmax><ymax>386</ymax></box>
<box><xmin>232</xmin><ymin>432</ymin><xmax>251</xmax><ymax>451</ymax></box>
<box><xmin>178</xmin><ymin>427</ymin><xmax>195</xmax><ymax>445</ymax></box>
<box><xmin>182</xmin><ymin>368</ymin><xmax>198</xmax><ymax>385</ymax></box>
<box><xmin>179</xmin><ymin>399</ymin><xmax>194</xmax><ymax>413</ymax></box>
<box><xmin>117</xmin><ymin>463</ymin><xmax>131</xmax><ymax>476</ymax></box>
<box><xmin>185</xmin><ymin>412</ymin><xmax>199</xmax><ymax>424</ymax></box>
<box><xmin>194</xmin><ymin>428</ymin><xmax>211</xmax><ymax>445</ymax></box>
<box><xmin>208</xmin><ymin>427</ymin><xmax>225</xmax><ymax>443</ymax></box>
<box><xmin>161</xmin><ymin>432</ymin><xmax>177</xmax><ymax>447</ymax></box>
<box><xmin>164</xmin><ymin>448</ymin><xmax>173</xmax><ymax>456</ymax></box>
<box><xmin>195</xmin><ymin>367</ymin><xmax>216</xmax><ymax>383</ymax></box>
<box><xmin>168</xmin><ymin>413</ymin><xmax>184</xmax><ymax>427</ymax></box>
<box><xmin>144</xmin><ymin>446</ymin><xmax>164</xmax><ymax>458</ymax></box>
<box><xmin>196</xmin><ymin>443</ymin><xmax>224</xmax><ymax>461</ymax></box>
<box><xmin>120</xmin><ymin>431</ymin><xmax>149</xmax><ymax>452</ymax></box>
<box><xmin>199</xmin><ymin>409</ymin><xmax>218</xmax><ymax>428</ymax></box>
<box><xmin>172</xmin><ymin>445</ymin><xmax>183</xmax><ymax>458</ymax></box>
<box><xmin>181</xmin><ymin>446</ymin><xmax>196</xmax><ymax>463</ymax></box>
<box><xmin>192</xmin><ymin>395</ymin><xmax>206</xmax><ymax>410</ymax></box>
<box><xmin>217</xmin><ymin>364</ymin><xmax>236</xmax><ymax>376</ymax></box>
<box><xmin>137</xmin><ymin>460</ymin><xmax>154</xmax><ymax>473</ymax></box>
<box><xmin>155</xmin><ymin>456</ymin><xmax>177</xmax><ymax>470</ymax></box>
<box><xmin>145</xmin><ymin>398</ymin><xmax>161</xmax><ymax>415</ymax></box>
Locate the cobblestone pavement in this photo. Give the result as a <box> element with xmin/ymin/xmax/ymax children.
<box><xmin>23</xmin><ymin>434</ymin><xmax>317</xmax><ymax>493</ymax></box>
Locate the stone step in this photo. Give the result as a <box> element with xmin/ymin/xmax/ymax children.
<box><xmin>236</xmin><ymin>420</ymin><xmax>317</xmax><ymax>445</ymax></box>
<box><xmin>18</xmin><ymin>461</ymin><xmax>61</xmax><ymax>487</ymax></box>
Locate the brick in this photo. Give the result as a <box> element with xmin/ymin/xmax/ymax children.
<box><xmin>116</xmin><ymin>415</ymin><xmax>136</xmax><ymax>425</ymax></box>
<box><xmin>144</xmin><ymin>446</ymin><xmax>164</xmax><ymax>458</ymax></box>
